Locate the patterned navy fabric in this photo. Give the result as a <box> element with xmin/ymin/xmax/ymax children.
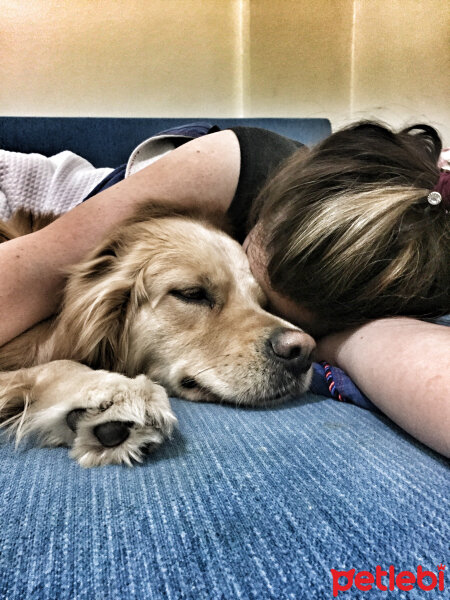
<box><xmin>310</xmin><ymin>362</ymin><xmax>378</xmax><ymax>411</ymax></box>
<box><xmin>0</xmin><ymin>396</ymin><xmax>448</xmax><ymax>599</ymax></box>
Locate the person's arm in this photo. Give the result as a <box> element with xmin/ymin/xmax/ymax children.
<box><xmin>0</xmin><ymin>130</ymin><xmax>240</xmax><ymax>347</ymax></box>
<box><xmin>315</xmin><ymin>317</ymin><xmax>450</xmax><ymax>457</ymax></box>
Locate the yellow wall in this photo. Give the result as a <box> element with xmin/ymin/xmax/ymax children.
<box><xmin>1</xmin><ymin>0</ymin><xmax>449</xmax><ymax>141</ymax></box>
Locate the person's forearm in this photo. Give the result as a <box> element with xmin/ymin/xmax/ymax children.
<box><xmin>0</xmin><ymin>231</ymin><xmax>60</xmax><ymax>345</ymax></box>
<box><xmin>316</xmin><ymin>318</ymin><xmax>450</xmax><ymax>457</ymax></box>
<box><xmin>0</xmin><ymin>188</ymin><xmax>144</xmax><ymax>346</ymax></box>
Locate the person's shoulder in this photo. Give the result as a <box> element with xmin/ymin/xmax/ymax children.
<box><xmin>136</xmin><ymin>129</ymin><xmax>241</xmax><ymax>216</ymax></box>
<box><xmin>193</xmin><ymin>126</ymin><xmax>303</xmax><ymax>160</ymax></box>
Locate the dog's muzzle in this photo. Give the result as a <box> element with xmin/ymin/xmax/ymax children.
<box><xmin>265</xmin><ymin>327</ymin><xmax>315</xmax><ymax>376</ymax></box>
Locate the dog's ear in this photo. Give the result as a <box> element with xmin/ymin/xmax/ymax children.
<box><xmin>51</xmin><ymin>235</ymin><xmax>149</xmax><ymax>373</ymax></box>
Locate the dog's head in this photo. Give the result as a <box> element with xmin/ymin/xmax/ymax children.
<box><xmin>55</xmin><ymin>213</ymin><xmax>315</xmax><ymax>406</ymax></box>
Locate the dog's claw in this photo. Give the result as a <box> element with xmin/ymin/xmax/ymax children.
<box><xmin>66</xmin><ymin>408</ymin><xmax>87</xmax><ymax>432</ymax></box>
<box><xmin>93</xmin><ymin>421</ymin><xmax>133</xmax><ymax>447</ymax></box>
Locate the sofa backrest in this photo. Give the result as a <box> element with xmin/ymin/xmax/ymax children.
<box><xmin>0</xmin><ymin>117</ymin><xmax>331</xmax><ymax>167</ymax></box>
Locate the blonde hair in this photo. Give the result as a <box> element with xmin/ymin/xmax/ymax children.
<box><xmin>252</xmin><ymin>122</ymin><xmax>449</xmax><ymax>331</ymax></box>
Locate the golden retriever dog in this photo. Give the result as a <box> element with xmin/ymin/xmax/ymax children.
<box><xmin>0</xmin><ymin>208</ymin><xmax>315</xmax><ymax>467</ymax></box>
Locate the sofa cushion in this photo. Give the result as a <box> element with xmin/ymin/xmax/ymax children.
<box><xmin>0</xmin><ymin>395</ymin><xmax>447</xmax><ymax>599</ymax></box>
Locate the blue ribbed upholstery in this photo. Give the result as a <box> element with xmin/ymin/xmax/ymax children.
<box><xmin>0</xmin><ymin>117</ymin><xmax>448</xmax><ymax>599</ymax></box>
<box><xmin>0</xmin><ymin>397</ymin><xmax>448</xmax><ymax>600</ymax></box>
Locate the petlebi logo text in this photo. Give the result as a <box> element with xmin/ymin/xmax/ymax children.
<box><xmin>330</xmin><ymin>564</ymin><xmax>445</xmax><ymax>597</ymax></box>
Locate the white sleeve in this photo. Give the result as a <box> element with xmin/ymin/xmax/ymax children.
<box><xmin>0</xmin><ymin>149</ymin><xmax>113</xmax><ymax>221</ymax></box>
<box><xmin>125</xmin><ymin>133</ymin><xmax>192</xmax><ymax>177</ymax></box>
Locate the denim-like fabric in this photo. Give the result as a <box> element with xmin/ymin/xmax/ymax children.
<box><xmin>1</xmin><ymin>396</ymin><xmax>448</xmax><ymax>600</ymax></box>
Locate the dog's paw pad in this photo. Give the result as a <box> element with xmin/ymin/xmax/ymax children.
<box><xmin>66</xmin><ymin>408</ymin><xmax>87</xmax><ymax>432</ymax></box>
<box><xmin>93</xmin><ymin>420</ymin><xmax>134</xmax><ymax>447</ymax></box>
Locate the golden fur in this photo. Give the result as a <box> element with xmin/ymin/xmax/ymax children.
<box><xmin>0</xmin><ymin>208</ymin><xmax>314</xmax><ymax>467</ymax></box>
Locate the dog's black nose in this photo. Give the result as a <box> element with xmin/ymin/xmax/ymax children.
<box><xmin>93</xmin><ymin>421</ymin><xmax>133</xmax><ymax>447</ymax></box>
<box><xmin>267</xmin><ymin>327</ymin><xmax>315</xmax><ymax>375</ymax></box>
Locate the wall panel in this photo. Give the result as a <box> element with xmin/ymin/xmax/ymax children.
<box><xmin>0</xmin><ymin>0</ymin><xmax>448</xmax><ymax>141</ymax></box>
<box><xmin>247</xmin><ymin>0</ymin><xmax>354</xmax><ymax>127</ymax></box>
<box><xmin>0</xmin><ymin>0</ymin><xmax>240</xmax><ymax>116</ymax></box>
<box><xmin>351</xmin><ymin>0</ymin><xmax>449</xmax><ymax>140</ymax></box>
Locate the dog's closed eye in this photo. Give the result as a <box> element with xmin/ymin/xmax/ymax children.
<box><xmin>169</xmin><ymin>287</ymin><xmax>215</xmax><ymax>309</ymax></box>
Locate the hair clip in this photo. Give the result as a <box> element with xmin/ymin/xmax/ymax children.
<box><xmin>427</xmin><ymin>191</ymin><xmax>442</xmax><ymax>206</ymax></box>
<box><xmin>428</xmin><ymin>170</ymin><xmax>450</xmax><ymax>211</ymax></box>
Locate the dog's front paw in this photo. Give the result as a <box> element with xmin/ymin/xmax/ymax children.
<box><xmin>68</xmin><ymin>374</ymin><xmax>176</xmax><ymax>468</ymax></box>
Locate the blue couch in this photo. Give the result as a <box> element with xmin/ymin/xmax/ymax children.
<box><xmin>0</xmin><ymin>117</ymin><xmax>448</xmax><ymax>600</ymax></box>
